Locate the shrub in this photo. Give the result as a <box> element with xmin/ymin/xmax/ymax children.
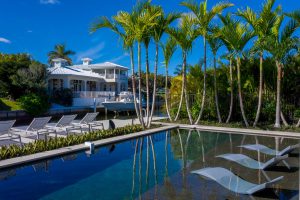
<box><xmin>18</xmin><ymin>93</ymin><xmax>50</xmax><ymax>116</ymax></box>
<box><xmin>0</xmin><ymin>125</ymin><xmax>143</xmax><ymax>160</ymax></box>
<box><xmin>52</xmin><ymin>88</ymin><xmax>73</xmax><ymax>106</ymax></box>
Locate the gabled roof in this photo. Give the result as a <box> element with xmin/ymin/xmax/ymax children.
<box><xmin>48</xmin><ymin>66</ymin><xmax>102</xmax><ymax>79</ymax></box>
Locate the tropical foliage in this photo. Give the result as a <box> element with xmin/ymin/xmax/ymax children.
<box><xmin>48</xmin><ymin>43</ymin><xmax>75</xmax><ymax>65</ymax></box>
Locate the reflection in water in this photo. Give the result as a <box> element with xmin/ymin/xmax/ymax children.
<box><xmin>0</xmin><ymin>129</ymin><xmax>298</xmax><ymax>200</ymax></box>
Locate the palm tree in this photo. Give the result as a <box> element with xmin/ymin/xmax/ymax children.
<box><xmin>181</xmin><ymin>0</ymin><xmax>233</xmax><ymax>124</ymax></box>
<box><xmin>162</xmin><ymin>37</ymin><xmax>177</xmax><ymax>122</ymax></box>
<box><xmin>207</xmin><ymin>32</ymin><xmax>223</xmax><ymax>123</ymax></box>
<box><xmin>264</xmin><ymin>17</ymin><xmax>299</xmax><ymax>128</ymax></box>
<box><xmin>131</xmin><ymin>2</ymin><xmax>161</xmax><ymax>128</ymax></box>
<box><xmin>48</xmin><ymin>44</ymin><xmax>75</xmax><ymax>65</ymax></box>
<box><xmin>219</xmin><ymin>15</ymin><xmax>254</xmax><ymax>127</ymax></box>
<box><xmin>218</xmin><ymin>14</ymin><xmax>236</xmax><ymax>123</ymax></box>
<box><xmin>91</xmin><ymin>12</ymin><xmax>144</xmax><ymax>127</ymax></box>
<box><xmin>238</xmin><ymin>0</ymin><xmax>282</xmax><ymax>127</ymax></box>
<box><xmin>148</xmin><ymin>8</ymin><xmax>180</xmax><ymax>127</ymax></box>
<box><xmin>286</xmin><ymin>10</ymin><xmax>300</xmax><ymax>25</ymax></box>
<box><xmin>167</xmin><ymin>15</ymin><xmax>198</xmax><ymax>124</ymax></box>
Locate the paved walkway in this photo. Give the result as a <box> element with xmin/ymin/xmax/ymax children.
<box><xmin>152</xmin><ymin>122</ymin><xmax>300</xmax><ymax>139</ymax></box>
<box><xmin>0</xmin><ymin>116</ymin><xmax>167</xmax><ymax>146</ymax></box>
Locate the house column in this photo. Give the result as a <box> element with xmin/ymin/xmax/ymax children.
<box><xmin>114</xmin><ymin>69</ymin><xmax>116</xmax><ymax>79</ymax></box>
<box><xmin>63</xmin><ymin>77</ymin><xmax>69</xmax><ymax>88</ymax></box>
<box><xmin>105</xmin><ymin>69</ymin><xmax>107</xmax><ymax>79</ymax></box>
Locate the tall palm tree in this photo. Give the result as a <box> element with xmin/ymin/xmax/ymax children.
<box><xmin>131</xmin><ymin>2</ymin><xmax>161</xmax><ymax>127</ymax></box>
<box><xmin>48</xmin><ymin>44</ymin><xmax>75</xmax><ymax>65</ymax></box>
<box><xmin>91</xmin><ymin>11</ymin><xmax>144</xmax><ymax>127</ymax></box>
<box><xmin>167</xmin><ymin>15</ymin><xmax>198</xmax><ymax>124</ymax></box>
<box><xmin>181</xmin><ymin>0</ymin><xmax>233</xmax><ymax>124</ymax></box>
<box><xmin>207</xmin><ymin>32</ymin><xmax>223</xmax><ymax>123</ymax></box>
<box><xmin>219</xmin><ymin>15</ymin><xmax>254</xmax><ymax>127</ymax></box>
<box><xmin>162</xmin><ymin>37</ymin><xmax>177</xmax><ymax>122</ymax></box>
<box><xmin>148</xmin><ymin>8</ymin><xmax>180</xmax><ymax>127</ymax></box>
<box><xmin>264</xmin><ymin>17</ymin><xmax>299</xmax><ymax>128</ymax></box>
<box><xmin>219</xmin><ymin>14</ymin><xmax>236</xmax><ymax>123</ymax></box>
<box><xmin>238</xmin><ymin>0</ymin><xmax>282</xmax><ymax>127</ymax></box>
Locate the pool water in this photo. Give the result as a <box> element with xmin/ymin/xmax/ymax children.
<box><xmin>0</xmin><ymin>129</ymin><xmax>299</xmax><ymax>200</ymax></box>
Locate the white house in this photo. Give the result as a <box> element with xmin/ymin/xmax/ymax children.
<box><xmin>47</xmin><ymin>58</ymin><xmax>129</xmax><ymax>107</ymax></box>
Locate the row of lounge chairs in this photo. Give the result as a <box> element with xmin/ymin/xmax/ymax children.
<box><xmin>0</xmin><ymin>112</ymin><xmax>104</xmax><ymax>146</ymax></box>
<box><xmin>191</xmin><ymin>143</ymin><xmax>300</xmax><ymax>195</ymax></box>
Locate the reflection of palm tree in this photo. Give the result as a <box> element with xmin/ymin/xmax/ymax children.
<box><xmin>196</xmin><ymin>130</ymin><xmax>206</xmax><ymax>164</ymax></box>
<box><xmin>145</xmin><ymin>137</ymin><xmax>150</xmax><ymax>189</ymax></box>
<box><xmin>149</xmin><ymin>136</ymin><xmax>158</xmax><ymax>198</ymax></box>
<box><xmin>138</xmin><ymin>138</ymin><xmax>144</xmax><ymax>200</ymax></box>
<box><xmin>131</xmin><ymin>139</ymin><xmax>139</xmax><ymax>199</ymax></box>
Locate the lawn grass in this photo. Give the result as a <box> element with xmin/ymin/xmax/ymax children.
<box><xmin>159</xmin><ymin>118</ymin><xmax>300</xmax><ymax>133</ymax></box>
<box><xmin>0</xmin><ymin>98</ymin><xmax>22</xmax><ymax>111</ymax></box>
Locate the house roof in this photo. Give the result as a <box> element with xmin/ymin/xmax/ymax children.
<box><xmin>73</xmin><ymin>62</ymin><xmax>129</xmax><ymax>70</ymax></box>
<box><xmin>48</xmin><ymin>66</ymin><xmax>102</xmax><ymax>79</ymax></box>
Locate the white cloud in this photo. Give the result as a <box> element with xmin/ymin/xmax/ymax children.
<box><xmin>0</xmin><ymin>37</ymin><xmax>11</xmax><ymax>44</ymax></box>
<box><xmin>40</xmin><ymin>0</ymin><xmax>60</xmax><ymax>5</ymax></box>
<box><xmin>76</xmin><ymin>42</ymin><xmax>105</xmax><ymax>62</ymax></box>
<box><xmin>109</xmin><ymin>53</ymin><xmax>129</xmax><ymax>63</ymax></box>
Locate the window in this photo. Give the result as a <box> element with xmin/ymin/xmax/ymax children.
<box><xmin>103</xmin><ymin>84</ymin><xmax>106</xmax><ymax>91</ymax></box>
<box><xmin>87</xmin><ymin>81</ymin><xmax>96</xmax><ymax>91</ymax></box>
<box><xmin>70</xmin><ymin>80</ymin><xmax>83</xmax><ymax>92</ymax></box>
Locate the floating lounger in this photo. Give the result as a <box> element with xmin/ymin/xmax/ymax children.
<box><xmin>216</xmin><ymin>154</ymin><xmax>289</xmax><ymax>170</ymax></box>
<box><xmin>239</xmin><ymin>143</ymin><xmax>300</xmax><ymax>156</ymax></box>
<box><xmin>191</xmin><ymin>167</ymin><xmax>283</xmax><ymax>195</ymax></box>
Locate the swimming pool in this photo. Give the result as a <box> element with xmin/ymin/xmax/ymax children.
<box><xmin>0</xmin><ymin>129</ymin><xmax>298</xmax><ymax>199</ymax></box>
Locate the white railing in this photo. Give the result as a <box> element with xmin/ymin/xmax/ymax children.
<box><xmin>73</xmin><ymin>91</ymin><xmax>115</xmax><ymax>99</ymax></box>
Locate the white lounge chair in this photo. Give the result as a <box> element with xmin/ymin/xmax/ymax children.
<box><xmin>191</xmin><ymin>167</ymin><xmax>283</xmax><ymax>195</ymax></box>
<box><xmin>0</xmin><ymin>120</ymin><xmax>22</xmax><ymax>146</ymax></box>
<box><xmin>68</xmin><ymin>112</ymin><xmax>103</xmax><ymax>134</ymax></box>
<box><xmin>239</xmin><ymin>143</ymin><xmax>300</xmax><ymax>156</ymax></box>
<box><xmin>12</xmin><ymin>117</ymin><xmax>56</xmax><ymax>140</ymax></box>
<box><xmin>46</xmin><ymin>114</ymin><xmax>77</xmax><ymax>135</ymax></box>
<box><xmin>216</xmin><ymin>154</ymin><xmax>289</xmax><ymax>170</ymax></box>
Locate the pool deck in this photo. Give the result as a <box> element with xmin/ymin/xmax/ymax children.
<box><xmin>153</xmin><ymin>122</ymin><xmax>300</xmax><ymax>139</ymax></box>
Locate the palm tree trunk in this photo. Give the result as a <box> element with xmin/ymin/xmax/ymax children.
<box><xmin>174</xmin><ymin>66</ymin><xmax>185</xmax><ymax>121</ymax></box>
<box><xmin>274</xmin><ymin>61</ymin><xmax>281</xmax><ymax>128</ymax></box>
<box><xmin>253</xmin><ymin>52</ymin><xmax>264</xmax><ymax>127</ymax></box>
<box><xmin>281</xmin><ymin>111</ymin><xmax>289</xmax><ymax>127</ymax></box>
<box><xmin>148</xmin><ymin>43</ymin><xmax>159</xmax><ymax>127</ymax></box>
<box><xmin>237</xmin><ymin>57</ymin><xmax>249</xmax><ymax>127</ymax></box>
<box><xmin>196</xmin><ymin>37</ymin><xmax>207</xmax><ymax>124</ymax></box>
<box><xmin>226</xmin><ymin>58</ymin><xmax>233</xmax><ymax>123</ymax></box>
<box><xmin>213</xmin><ymin>55</ymin><xmax>222</xmax><ymax>123</ymax></box>
<box><xmin>165</xmin><ymin>63</ymin><xmax>172</xmax><ymax>121</ymax></box>
<box><xmin>145</xmin><ymin>45</ymin><xmax>150</xmax><ymax>127</ymax></box>
<box><xmin>183</xmin><ymin>53</ymin><xmax>193</xmax><ymax>124</ymax></box>
<box><xmin>130</xmin><ymin>47</ymin><xmax>143</xmax><ymax>125</ymax></box>
<box><xmin>296</xmin><ymin>119</ymin><xmax>300</xmax><ymax>128</ymax></box>
<box><xmin>138</xmin><ymin>42</ymin><xmax>145</xmax><ymax>128</ymax></box>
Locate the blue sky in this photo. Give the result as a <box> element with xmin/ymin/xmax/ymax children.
<box><xmin>0</xmin><ymin>0</ymin><xmax>299</xmax><ymax>75</ymax></box>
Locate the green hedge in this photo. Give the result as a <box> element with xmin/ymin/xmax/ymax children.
<box><xmin>0</xmin><ymin>125</ymin><xmax>143</xmax><ymax>160</ymax></box>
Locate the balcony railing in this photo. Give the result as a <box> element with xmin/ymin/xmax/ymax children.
<box><xmin>73</xmin><ymin>91</ymin><xmax>115</xmax><ymax>99</ymax></box>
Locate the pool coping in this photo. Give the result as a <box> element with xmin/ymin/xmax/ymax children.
<box><xmin>0</xmin><ymin>125</ymin><xmax>178</xmax><ymax>170</ymax></box>
<box><xmin>153</xmin><ymin>122</ymin><xmax>300</xmax><ymax>139</ymax></box>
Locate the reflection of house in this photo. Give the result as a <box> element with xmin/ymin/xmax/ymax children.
<box><xmin>47</xmin><ymin>58</ymin><xmax>129</xmax><ymax>107</ymax></box>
